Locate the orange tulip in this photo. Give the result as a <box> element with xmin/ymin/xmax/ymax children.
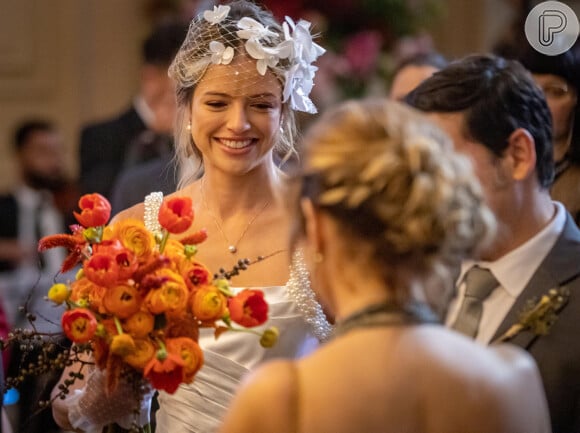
<box><xmin>62</xmin><ymin>308</ymin><xmax>98</xmax><ymax>343</ymax></box>
<box><xmin>158</xmin><ymin>197</ymin><xmax>194</xmax><ymax>234</ymax></box>
<box><xmin>84</xmin><ymin>254</ymin><xmax>120</xmax><ymax>288</ymax></box>
<box><xmin>229</xmin><ymin>289</ymin><xmax>269</xmax><ymax>327</ymax></box>
<box><xmin>73</xmin><ymin>193</ymin><xmax>111</xmax><ymax>227</ymax></box>
<box><xmin>166</xmin><ymin>337</ymin><xmax>203</xmax><ymax>383</ymax></box>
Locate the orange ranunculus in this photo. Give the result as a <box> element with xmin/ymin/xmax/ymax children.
<box><xmin>191</xmin><ymin>286</ymin><xmax>228</xmax><ymax>322</ymax></box>
<box><xmin>158</xmin><ymin>197</ymin><xmax>194</xmax><ymax>234</ymax></box>
<box><xmin>123</xmin><ymin>310</ymin><xmax>155</xmax><ymax>338</ymax></box>
<box><xmin>166</xmin><ymin>337</ymin><xmax>203</xmax><ymax>383</ymax></box>
<box><xmin>162</xmin><ymin>238</ymin><xmax>187</xmax><ymax>262</ymax></box>
<box><xmin>123</xmin><ymin>338</ymin><xmax>156</xmax><ymax>370</ymax></box>
<box><xmin>62</xmin><ymin>308</ymin><xmax>98</xmax><ymax>343</ymax></box>
<box><xmin>108</xmin><ymin>219</ymin><xmax>156</xmax><ymax>263</ymax></box>
<box><xmin>70</xmin><ymin>278</ymin><xmax>107</xmax><ymax>314</ymax></box>
<box><xmin>84</xmin><ymin>254</ymin><xmax>120</xmax><ymax>287</ymax></box>
<box><xmin>73</xmin><ymin>193</ymin><xmax>111</xmax><ymax>227</ymax></box>
<box><xmin>144</xmin><ymin>269</ymin><xmax>188</xmax><ymax>314</ymax></box>
<box><xmin>103</xmin><ymin>284</ymin><xmax>142</xmax><ymax>319</ymax></box>
<box><xmin>144</xmin><ymin>348</ymin><xmax>185</xmax><ymax>394</ymax></box>
<box><xmin>182</xmin><ymin>261</ymin><xmax>212</xmax><ymax>292</ymax></box>
<box><xmin>229</xmin><ymin>289</ymin><xmax>269</xmax><ymax>327</ymax></box>
<box><xmin>110</xmin><ymin>333</ymin><xmax>136</xmax><ymax>357</ymax></box>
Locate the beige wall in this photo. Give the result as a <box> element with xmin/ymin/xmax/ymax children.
<box><xmin>0</xmin><ymin>0</ymin><xmax>514</xmax><ymax>192</ymax></box>
<box><xmin>0</xmin><ymin>0</ymin><xmax>149</xmax><ymax>191</ymax></box>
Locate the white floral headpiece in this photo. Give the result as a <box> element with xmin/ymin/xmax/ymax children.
<box><xmin>201</xmin><ymin>5</ymin><xmax>325</xmax><ymax>114</ymax></box>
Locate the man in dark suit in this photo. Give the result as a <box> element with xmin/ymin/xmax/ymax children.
<box><xmin>406</xmin><ymin>54</ymin><xmax>580</xmax><ymax>433</ymax></box>
<box><xmin>79</xmin><ymin>21</ymin><xmax>186</xmax><ymax>199</ymax></box>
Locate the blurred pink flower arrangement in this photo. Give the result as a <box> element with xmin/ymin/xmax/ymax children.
<box><xmin>260</xmin><ymin>0</ymin><xmax>442</xmax><ymax>104</ymax></box>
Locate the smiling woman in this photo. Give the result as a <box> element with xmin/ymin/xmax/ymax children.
<box><xmin>51</xmin><ymin>1</ymin><xmax>331</xmax><ymax>432</ymax></box>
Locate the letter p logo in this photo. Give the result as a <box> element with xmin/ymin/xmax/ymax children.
<box><xmin>539</xmin><ymin>10</ymin><xmax>567</xmax><ymax>46</ymax></box>
<box><xmin>526</xmin><ymin>1</ymin><xmax>579</xmax><ymax>56</ymax></box>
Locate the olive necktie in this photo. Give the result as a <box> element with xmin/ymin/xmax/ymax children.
<box><xmin>451</xmin><ymin>266</ymin><xmax>498</xmax><ymax>338</ymax></box>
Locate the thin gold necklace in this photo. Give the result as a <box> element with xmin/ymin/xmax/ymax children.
<box><xmin>200</xmin><ymin>178</ymin><xmax>271</xmax><ymax>254</ymax></box>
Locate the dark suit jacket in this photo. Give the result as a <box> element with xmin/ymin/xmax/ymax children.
<box><xmin>79</xmin><ymin>106</ymin><xmax>147</xmax><ymax>199</ymax></box>
<box><xmin>492</xmin><ymin>213</ymin><xmax>580</xmax><ymax>433</ymax></box>
<box><xmin>0</xmin><ymin>195</ymin><xmax>18</xmax><ymax>272</ymax></box>
<box><xmin>110</xmin><ymin>154</ymin><xmax>178</xmax><ymax>215</ymax></box>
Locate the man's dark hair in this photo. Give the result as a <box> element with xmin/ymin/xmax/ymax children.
<box><xmin>13</xmin><ymin>120</ymin><xmax>54</xmax><ymax>152</ymax></box>
<box><xmin>142</xmin><ymin>21</ymin><xmax>188</xmax><ymax>66</ymax></box>
<box><xmin>405</xmin><ymin>54</ymin><xmax>554</xmax><ymax>188</ymax></box>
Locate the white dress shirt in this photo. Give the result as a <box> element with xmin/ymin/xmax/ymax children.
<box><xmin>445</xmin><ymin>202</ymin><xmax>566</xmax><ymax>344</ymax></box>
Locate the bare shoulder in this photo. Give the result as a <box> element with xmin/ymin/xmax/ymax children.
<box><xmin>110</xmin><ymin>202</ymin><xmax>145</xmax><ymax>224</ymax></box>
<box><xmin>218</xmin><ymin>360</ymin><xmax>298</xmax><ymax>433</ymax></box>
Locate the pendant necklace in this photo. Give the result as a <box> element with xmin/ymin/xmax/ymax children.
<box><xmin>200</xmin><ymin>179</ymin><xmax>271</xmax><ymax>254</ymax></box>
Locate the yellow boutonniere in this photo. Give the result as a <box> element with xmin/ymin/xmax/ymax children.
<box><xmin>493</xmin><ymin>286</ymin><xmax>570</xmax><ymax>344</ymax></box>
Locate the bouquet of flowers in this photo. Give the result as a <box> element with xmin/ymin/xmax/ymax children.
<box><xmin>6</xmin><ymin>193</ymin><xmax>277</xmax><ymax>430</ymax></box>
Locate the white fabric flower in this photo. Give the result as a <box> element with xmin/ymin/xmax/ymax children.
<box><xmin>203</xmin><ymin>5</ymin><xmax>230</xmax><ymax>25</ymax></box>
<box><xmin>280</xmin><ymin>17</ymin><xmax>325</xmax><ymax>113</ymax></box>
<box><xmin>237</xmin><ymin>17</ymin><xmax>277</xmax><ymax>41</ymax></box>
<box><xmin>209</xmin><ymin>41</ymin><xmax>234</xmax><ymax>65</ymax></box>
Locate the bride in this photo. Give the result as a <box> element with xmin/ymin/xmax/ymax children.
<box><xmin>51</xmin><ymin>1</ymin><xmax>330</xmax><ymax>432</ymax></box>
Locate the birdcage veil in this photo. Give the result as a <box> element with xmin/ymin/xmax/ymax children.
<box><xmin>170</xmin><ymin>1</ymin><xmax>325</xmax><ymax>185</ymax></box>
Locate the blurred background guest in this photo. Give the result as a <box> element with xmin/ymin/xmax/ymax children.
<box><xmin>0</xmin><ymin>119</ymin><xmax>73</xmax><ymax>433</ymax></box>
<box><xmin>389</xmin><ymin>51</ymin><xmax>448</xmax><ymax>101</ymax></box>
<box><xmin>78</xmin><ymin>21</ymin><xmax>187</xmax><ymax>200</ymax></box>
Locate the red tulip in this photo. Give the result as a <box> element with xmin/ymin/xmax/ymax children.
<box><xmin>144</xmin><ymin>348</ymin><xmax>185</xmax><ymax>394</ymax></box>
<box><xmin>229</xmin><ymin>289</ymin><xmax>269</xmax><ymax>327</ymax></box>
<box><xmin>62</xmin><ymin>308</ymin><xmax>98</xmax><ymax>343</ymax></box>
<box><xmin>158</xmin><ymin>197</ymin><xmax>194</xmax><ymax>234</ymax></box>
<box><xmin>73</xmin><ymin>193</ymin><xmax>111</xmax><ymax>227</ymax></box>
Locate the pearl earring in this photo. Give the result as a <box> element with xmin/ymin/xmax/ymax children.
<box><xmin>187</xmin><ymin>122</ymin><xmax>191</xmax><ymax>131</ymax></box>
<box><xmin>314</xmin><ymin>252</ymin><xmax>324</xmax><ymax>264</ymax></box>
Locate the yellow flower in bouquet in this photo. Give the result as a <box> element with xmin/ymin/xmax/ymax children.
<box><xmin>39</xmin><ymin>193</ymin><xmax>278</xmax><ymax>397</ymax></box>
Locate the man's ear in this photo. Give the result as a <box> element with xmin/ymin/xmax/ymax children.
<box><xmin>506</xmin><ymin>128</ymin><xmax>537</xmax><ymax>181</ymax></box>
<box><xmin>300</xmin><ymin>198</ymin><xmax>323</xmax><ymax>255</ymax></box>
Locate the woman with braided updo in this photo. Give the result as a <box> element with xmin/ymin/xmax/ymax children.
<box><xmin>218</xmin><ymin>99</ymin><xmax>551</xmax><ymax>433</ymax></box>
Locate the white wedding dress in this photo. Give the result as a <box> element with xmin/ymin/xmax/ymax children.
<box><xmin>144</xmin><ymin>193</ymin><xmax>332</xmax><ymax>433</ymax></box>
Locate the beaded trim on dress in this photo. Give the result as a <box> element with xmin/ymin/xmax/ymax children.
<box><xmin>143</xmin><ymin>191</ymin><xmax>333</xmax><ymax>342</ymax></box>
<box><xmin>144</xmin><ymin>192</ymin><xmax>164</xmax><ymax>233</ymax></box>
<box><xmin>287</xmin><ymin>249</ymin><xmax>333</xmax><ymax>342</ymax></box>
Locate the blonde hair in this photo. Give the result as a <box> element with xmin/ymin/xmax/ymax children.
<box><xmin>300</xmin><ymin>98</ymin><xmax>494</xmax><ymax>302</ymax></box>
<box><xmin>169</xmin><ymin>0</ymin><xmax>300</xmax><ymax>185</ymax></box>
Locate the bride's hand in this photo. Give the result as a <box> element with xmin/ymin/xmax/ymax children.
<box><xmin>67</xmin><ymin>367</ymin><xmax>154</xmax><ymax>431</ymax></box>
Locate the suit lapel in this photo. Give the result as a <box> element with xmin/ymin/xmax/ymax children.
<box><xmin>491</xmin><ymin>213</ymin><xmax>580</xmax><ymax>348</ymax></box>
